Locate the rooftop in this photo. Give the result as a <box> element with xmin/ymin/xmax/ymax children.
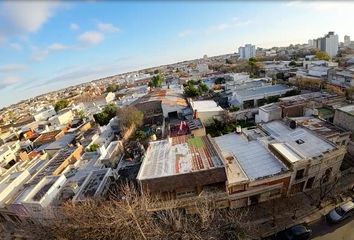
<box><xmin>337</xmin><ymin>105</ymin><xmax>354</xmax><ymax>115</ymax></box>
<box><xmin>292</xmin><ymin>117</ymin><xmax>348</xmax><ymax>140</ymax></box>
<box><xmin>44</xmin><ymin>133</ymin><xmax>76</xmax><ymax>150</ymax></box>
<box><xmin>262</xmin><ymin>121</ymin><xmax>335</xmax><ymax>160</ymax></box>
<box><xmin>214</xmin><ymin>133</ymin><xmax>288</xmax><ymax>181</ymax></box>
<box><xmin>137</xmin><ymin>135</ymin><xmax>224</xmax><ymax>180</ymax></box>
<box><xmin>234</xmin><ymin>84</ymin><xmax>292</xmax><ymax>98</ymax></box>
<box><xmin>33</xmin><ymin>130</ymin><xmax>62</xmax><ymax>144</ymax></box>
<box><xmin>190</xmin><ymin>100</ymin><xmax>224</xmax><ymax>112</ymax></box>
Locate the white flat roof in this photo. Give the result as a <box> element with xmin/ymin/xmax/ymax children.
<box><xmin>214</xmin><ymin>133</ymin><xmax>288</xmax><ymax>180</ymax></box>
<box><xmin>262</xmin><ymin>121</ymin><xmax>335</xmax><ymax>160</ymax></box>
<box><xmin>191</xmin><ymin>100</ymin><xmax>224</xmax><ymax>112</ymax></box>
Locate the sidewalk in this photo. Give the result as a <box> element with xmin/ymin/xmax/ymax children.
<box><xmin>251</xmin><ymin>172</ymin><xmax>354</xmax><ymax>238</ymax></box>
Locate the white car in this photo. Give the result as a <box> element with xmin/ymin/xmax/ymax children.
<box><xmin>326</xmin><ymin>201</ymin><xmax>354</xmax><ymax>223</ymax></box>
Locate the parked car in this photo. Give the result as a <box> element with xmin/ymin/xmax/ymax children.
<box><xmin>272</xmin><ymin>224</ymin><xmax>312</xmax><ymax>240</ymax></box>
<box><xmin>326</xmin><ymin>201</ymin><xmax>354</xmax><ymax>223</ymax></box>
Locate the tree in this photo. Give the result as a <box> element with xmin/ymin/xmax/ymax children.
<box><xmin>149</xmin><ymin>74</ymin><xmax>164</xmax><ymax>88</ymax></box>
<box><xmin>184</xmin><ymin>85</ymin><xmax>201</xmax><ymax>97</ymax></box>
<box><xmin>315</xmin><ymin>51</ymin><xmax>330</xmax><ymax>61</ymax></box>
<box><xmin>214</xmin><ymin>77</ymin><xmax>226</xmax><ymax>85</ymax></box>
<box><xmin>77</xmin><ymin>110</ymin><xmax>86</xmax><ymax>120</ymax></box>
<box><xmin>106</xmin><ymin>83</ymin><xmax>119</xmax><ymax>92</ymax></box>
<box><xmin>88</xmin><ymin>143</ymin><xmax>99</xmax><ymax>152</ymax></box>
<box><xmin>198</xmin><ymin>83</ymin><xmax>208</xmax><ymax>93</ymax></box>
<box><xmin>289</xmin><ymin>60</ymin><xmax>297</xmax><ymax>67</ymax></box>
<box><xmin>93</xmin><ymin>103</ymin><xmax>118</xmax><ymax>126</ymax></box>
<box><xmin>276</xmin><ymin>72</ymin><xmax>285</xmax><ymax>80</ymax></box>
<box><xmin>54</xmin><ymin>99</ymin><xmax>69</xmax><ymax>112</ymax></box>
<box><xmin>117</xmin><ymin>106</ymin><xmax>144</xmax><ymax>131</ymax></box>
<box><xmin>345</xmin><ymin>86</ymin><xmax>354</xmax><ymax>101</ymax></box>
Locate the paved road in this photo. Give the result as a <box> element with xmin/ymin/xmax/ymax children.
<box><xmin>311</xmin><ymin>216</ymin><xmax>354</xmax><ymax>240</ymax></box>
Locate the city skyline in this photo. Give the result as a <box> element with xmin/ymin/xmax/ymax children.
<box><xmin>1</xmin><ymin>1</ymin><xmax>354</xmax><ymax>108</ymax></box>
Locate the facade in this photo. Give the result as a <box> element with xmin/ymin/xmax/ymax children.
<box><xmin>333</xmin><ymin>105</ymin><xmax>354</xmax><ymax>133</ymax></box>
<box><xmin>238</xmin><ymin>44</ymin><xmax>256</xmax><ymax>60</ymax></box>
<box><xmin>0</xmin><ymin>141</ymin><xmax>20</xmax><ymax>169</ymax></box>
<box><xmin>255</xmin><ymin>103</ymin><xmax>282</xmax><ymax>123</ymax></box>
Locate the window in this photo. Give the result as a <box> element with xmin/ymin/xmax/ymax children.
<box><xmin>295</xmin><ymin>139</ymin><xmax>305</xmax><ymax>144</ymax></box>
<box><xmin>305</xmin><ymin>177</ymin><xmax>315</xmax><ymax>189</ymax></box>
<box><xmin>295</xmin><ymin>169</ymin><xmax>305</xmax><ymax>180</ymax></box>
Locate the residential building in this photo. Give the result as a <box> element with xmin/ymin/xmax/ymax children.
<box><xmin>262</xmin><ymin>120</ymin><xmax>346</xmax><ymax>194</ymax></box>
<box><xmin>238</xmin><ymin>44</ymin><xmax>256</xmax><ymax>60</ymax></box>
<box><xmin>344</xmin><ymin>35</ymin><xmax>351</xmax><ymax>47</ymax></box>
<box><xmin>48</xmin><ymin>109</ymin><xmax>74</xmax><ymax>126</ymax></box>
<box><xmin>189</xmin><ymin>99</ymin><xmax>225</xmax><ymax>125</ymax></box>
<box><xmin>32</xmin><ymin>130</ymin><xmax>64</xmax><ymax>148</ymax></box>
<box><xmin>0</xmin><ymin>141</ymin><xmax>20</xmax><ymax>169</ymax></box>
<box><xmin>327</xmin><ymin>68</ymin><xmax>354</xmax><ymax>89</ymax></box>
<box><xmin>33</xmin><ymin>107</ymin><xmax>56</xmax><ymax>121</ymax></box>
<box><xmin>333</xmin><ymin>105</ymin><xmax>354</xmax><ymax>134</ymax></box>
<box><xmin>313</xmin><ymin>32</ymin><xmax>339</xmax><ymax>57</ymax></box>
<box><xmin>137</xmin><ymin>135</ymin><xmax>227</xmax><ymax>201</ymax></box>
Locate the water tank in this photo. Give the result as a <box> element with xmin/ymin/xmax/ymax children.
<box><xmin>236</xmin><ymin>125</ymin><xmax>242</xmax><ymax>134</ymax></box>
<box><xmin>289</xmin><ymin>120</ymin><xmax>297</xmax><ymax>129</ymax></box>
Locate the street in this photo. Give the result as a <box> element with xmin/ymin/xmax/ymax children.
<box><xmin>311</xmin><ymin>216</ymin><xmax>354</xmax><ymax>240</ymax></box>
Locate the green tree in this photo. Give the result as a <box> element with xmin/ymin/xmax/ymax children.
<box><xmin>77</xmin><ymin>110</ymin><xmax>86</xmax><ymax>120</ymax></box>
<box><xmin>93</xmin><ymin>103</ymin><xmax>118</xmax><ymax>126</ymax></box>
<box><xmin>149</xmin><ymin>74</ymin><xmax>164</xmax><ymax>88</ymax></box>
<box><xmin>106</xmin><ymin>83</ymin><xmax>119</xmax><ymax>92</ymax></box>
<box><xmin>184</xmin><ymin>85</ymin><xmax>201</xmax><ymax>97</ymax></box>
<box><xmin>198</xmin><ymin>83</ymin><xmax>208</xmax><ymax>93</ymax></box>
<box><xmin>88</xmin><ymin>143</ymin><xmax>99</xmax><ymax>152</ymax></box>
<box><xmin>54</xmin><ymin>99</ymin><xmax>69</xmax><ymax>112</ymax></box>
<box><xmin>289</xmin><ymin>61</ymin><xmax>297</xmax><ymax>67</ymax></box>
<box><xmin>214</xmin><ymin>77</ymin><xmax>226</xmax><ymax>84</ymax></box>
<box><xmin>315</xmin><ymin>51</ymin><xmax>330</xmax><ymax>61</ymax></box>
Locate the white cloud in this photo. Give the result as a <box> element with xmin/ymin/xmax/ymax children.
<box><xmin>9</xmin><ymin>43</ymin><xmax>22</xmax><ymax>51</ymax></box>
<box><xmin>204</xmin><ymin>19</ymin><xmax>251</xmax><ymax>35</ymax></box>
<box><xmin>31</xmin><ymin>50</ymin><xmax>49</xmax><ymax>62</ymax></box>
<box><xmin>284</xmin><ymin>1</ymin><xmax>354</xmax><ymax>12</ymax></box>
<box><xmin>78</xmin><ymin>31</ymin><xmax>104</xmax><ymax>45</ymax></box>
<box><xmin>0</xmin><ymin>64</ymin><xmax>27</xmax><ymax>73</ymax></box>
<box><xmin>0</xmin><ymin>76</ymin><xmax>21</xmax><ymax>88</ymax></box>
<box><xmin>178</xmin><ymin>30</ymin><xmax>193</xmax><ymax>38</ymax></box>
<box><xmin>48</xmin><ymin>43</ymin><xmax>70</xmax><ymax>51</ymax></box>
<box><xmin>69</xmin><ymin>23</ymin><xmax>79</xmax><ymax>31</ymax></box>
<box><xmin>97</xmin><ymin>23</ymin><xmax>120</xmax><ymax>33</ymax></box>
<box><xmin>0</xmin><ymin>1</ymin><xmax>62</xmax><ymax>39</ymax></box>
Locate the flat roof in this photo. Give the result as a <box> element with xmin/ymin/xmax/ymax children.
<box><xmin>190</xmin><ymin>100</ymin><xmax>224</xmax><ymax>112</ymax></box>
<box><xmin>214</xmin><ymin>133</ymin><xmax>288</xmax><ymax>180</ymax></box>
<box><xmin>262</xmin><ymin>121</ymin><xmax>335</xmax><ymax>160</ymax></box>
<box><xmin>44</xmin><ymin>134</ymin><xmax>76</xmax><ymax>150</ymax></box>
<box><xmin>234</xmin><ymin>84</ymin><xmax>292</xmax><ymax>98</ymax></box>
<box><xmin>137</xmin><ymin>135</ymin><xmax>224</xmax><ymax>180</ymax></box>
<box><xmin>337</xmin><ymin>105</ymin><xmax>354</xmax><ymax>115</ymax></box>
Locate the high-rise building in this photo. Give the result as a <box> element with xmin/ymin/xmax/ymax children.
<box><xmin>344</xmin><ymin>35</ymin><xmax>351</xmax><ymax>46</ymax></box>
<box><xmin>238</xmin><ymin>44</ymin><xmax>256</xmax><ymax>60</ymax></box>
<box><xmin>312</xmin><ymin>32</ymin><xmax>339</xmax><ymax>57</ymax></box>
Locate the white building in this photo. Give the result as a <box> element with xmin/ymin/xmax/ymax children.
<box><xmin>344</xmin><ymin>35</ymin><xmax>351</xmax><ymax>47</ymax></box>
<box><xmin>189</xmin><ymin>99</ymin><xmax>225</xmax><ymax>125</ymax></box>
<box><xmin>313</xmin><ymin>32</ymin><xmax>338</xmax><ymax>57</ymax></box>
<box><xmin>238</xmin><ymin>44</ymin><xmax>256</xmax><ymax>60</ymax></box>
<box><xmin>0</xmin><ymin>141</ymin><xmax>20</xmax><ymax>169</ymax></box>
<box><xmin>33</xmin><ymin>107</ymin><xmax>56</xmax><ymax>121</ymax></box>
<box><xmin>48</xmin><ymin>109</ymin><xmax>74</xmax><ymax>126</ymax></box>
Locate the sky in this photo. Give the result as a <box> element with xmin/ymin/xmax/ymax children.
<box><xmin>1</xmin><ymin>0</ymin><xmax>354</xmax><ymax>108</ymax></box>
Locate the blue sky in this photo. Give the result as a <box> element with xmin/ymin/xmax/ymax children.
<box><xmin>1</xmin><ymin>1</ymin><xmax>354</xmax><ymax>108</ymax></box>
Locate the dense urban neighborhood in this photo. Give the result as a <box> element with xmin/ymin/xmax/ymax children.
<box><xmin>1</xmin><ymin>5</ymin><xmax>354</xmax><ymax>238</ymax></box>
